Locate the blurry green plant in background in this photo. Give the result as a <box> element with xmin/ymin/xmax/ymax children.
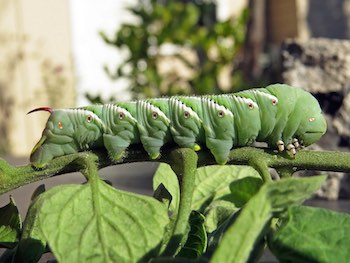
<box><xmin>97</xmin><ymin>0</ymin><xmax>248</xmax><ymax>100</ymax></box>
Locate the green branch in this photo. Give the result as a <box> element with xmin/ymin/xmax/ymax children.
<box><xmin>1</xmin><ymin>146</ymin><xmax>350</xmax><ymax>195</ymax></box>
<box><xmin>162</xmin><ymin>148</ymin><xmax>198</xmax><ymax>256</ymax></box>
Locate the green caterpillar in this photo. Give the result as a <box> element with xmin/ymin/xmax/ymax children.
<box><xmin>28</xmin><ymin>84</ymin><xmax>327</xmax><ymax>168</ymax></box>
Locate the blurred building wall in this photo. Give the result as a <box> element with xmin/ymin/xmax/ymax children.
<box><xmin>266</xmin><ymin>0</ymin><xmax>350</xmax><ymax>43</ymax></box>
<box><xmin>0</xmin><ymin>0</ymin><xmax>75</xmax><ymax>157</ymax></box>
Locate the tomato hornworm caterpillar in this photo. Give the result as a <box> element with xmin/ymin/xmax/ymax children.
<box><xmin>28</xmin><ymin>84</ymin><xmax>327</xmax><ymax>168</ymax></box>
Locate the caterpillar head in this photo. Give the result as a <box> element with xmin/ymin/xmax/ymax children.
<box><xmin>28</xmin><ymin>107</ymin><xmax>105</xmax><ymax>168</ymax></box>
<box><xmin>298</xmin><ymin>112</ymin><xmax>327</xmax><ymax>147</ymax></box>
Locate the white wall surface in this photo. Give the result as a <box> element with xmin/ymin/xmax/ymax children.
<box><xmin>69</xmin><ymin>0</ymin><xmax>137</xmax><ymax>105</ymax></box>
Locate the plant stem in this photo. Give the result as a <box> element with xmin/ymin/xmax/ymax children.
<box><xmin>248</xmin><ymin>159</ymin><xmax>272</xmax><ymax>182</ymax></box>
<box><xmin>1</xmin><ymin>146</ymin><xmax>350</xmax><ymax>195</ymax></box>
<box><xmin>161</xmin><ymin>148</ymin><xmax>198</xmax><ymax>257</ymax></box>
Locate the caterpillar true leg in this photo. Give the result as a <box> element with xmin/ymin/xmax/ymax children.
<box><xmin>287</xmin><ymin>143</ymin><xmax>296</xmax><ymax>158</ymax></box>
<box><xmin>276</xmin><ymin>140</ymin><xmax>285</xmax><ymax>152</ymax></box>
<box><xmin>292</xmin><ymin>138</ymin><xmax>300</xmax><ymax>149</ymax></box>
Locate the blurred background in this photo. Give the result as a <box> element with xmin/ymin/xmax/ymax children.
<box><xmin>1</xmin><ymin>0</ymin><xmax>350</xmax><ymax>206</ymax></box>
<box><xmin>2</xmin><ymin>2</ymin><xmax>350</xmax><ymax>262</ymax></box>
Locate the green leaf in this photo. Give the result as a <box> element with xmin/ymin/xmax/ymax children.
<box><xmin>177</xmin><ymin>211</ymin><xmax>207</xmax><ymax>259</ymax></box>
<box><xmin>269</xmin><ymin>205</ymin><xmax>350</xmax><ymax>263</ymax></box>
<box><xmin>153</xmin><ymin>163</ymin><xmax>180</xmax><ymax>213</ymax></box>
<box><xmin>267</xmin><ymin>176</ymin><xmax>327</xmax><ymax>211</ymax></box>
<box><xmin>0</xmin><ymin>196</ymin><xmax>21</xmax><ymax>248</ymax></box>
<box><xmin>18</xmin><ymin>180</ymin><xmax>169</xmax><ymax>263</ymax></box>
<box><xmin>151</xmin><ymin>256</ymin><xmax>209</xmax><ymax>263</ymax></box>
<box><xmin>192</xmin><ymin>165</ymin><xmax>260</xmax><ymax>211</ymax></box>
<box><xmin>30</xmin><ymin>184</ymin><xmax>46</xmax><ymax>201</ymax></box>
<box><xmin>211</xmin><ymin>175</ymin><xmax>326</xmax><ymax>263</ymax></box>
<box><xmin>14</xmin><ymin>192</ymin><xmax>47</xmax><ymax>263</ymax></box>
<box><xmin>226</xmin><ymin>177</ymin><xmax>263</xmax><ymax>207</ymax></box>
<box><xmin>203</xmin><ymin>200</ymin><xmax>238</xmax><ymax>233</ymax></box>
<box><xmin>0</xmin><ymin>248</ymin><xmax>16</xmax><ymax>263</ymax></box>
<box><xmin>206</xmin><ymin>209</ymin><xmax>240</xmax><ymax>256</ymax></box>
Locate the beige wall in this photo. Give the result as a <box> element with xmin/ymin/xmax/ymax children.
<box><xmin>0</xmin><ymin>0</ymin><xmax>75</xmax><ymax>157</ymax></box>
<box><xmin>267</xmin><ymin>0</ymin><xmax>299</xmax><ymax>43</ymax></box>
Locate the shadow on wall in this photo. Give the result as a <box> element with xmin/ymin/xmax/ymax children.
<box><xmin>0</xmin><ymin>83</ymin><xmax>14</xmax><ymax>154</ymax></box>
<box><xmin>307</xmin><ymin>0</ymin><xmax>349</xmax><ymax>39</ymax></box>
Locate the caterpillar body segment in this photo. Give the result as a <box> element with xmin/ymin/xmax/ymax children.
<box><xmin>167</xmin><ymin>97</ymin><xmax>204</xmax><ymax>151</ymax></box>
<box><xmin>86</xmin><ymin>104</ymin><xmax>140</xmax><ymax>161</ymax></box>
<box><xmin>234</xmin><ymin>89</ymin><xmax>278</xmax><ymax>141</ymax></box>
<box><xmin>135</xmin><ymin>100</ymin><xmax>172</xmax><ymax>159</ymax></box>
<box><xmin>201</xmin><ymin>96</ymin><xmax>236</xmax><ymax>164</ymax></box>
<box><xmin>28</xmin><ymin>84</ymin><xmax>327</xmax><ymax>167</ymax></box>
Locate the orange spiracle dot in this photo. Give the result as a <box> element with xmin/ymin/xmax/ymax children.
<box><xmin>58</xmin><ymin>121</ymin><xmax>63</xmax><ymax>129</ymax></box>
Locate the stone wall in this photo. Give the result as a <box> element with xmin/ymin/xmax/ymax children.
<box><xmin>282</xmin><ymin>38</ymin><xmax>350</xmax><ymax>199</ymax></box>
